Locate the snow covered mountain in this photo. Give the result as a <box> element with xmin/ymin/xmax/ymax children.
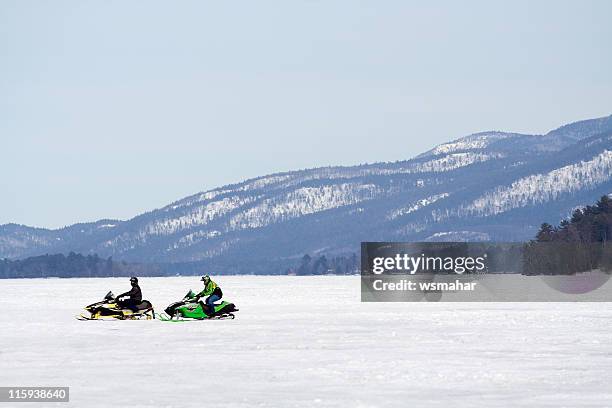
<box><xmin>2</xmin><ymin>115</ymin><xmax>611</xmax><ymax>269</ymax></box>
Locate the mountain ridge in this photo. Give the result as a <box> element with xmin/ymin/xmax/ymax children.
<box><xmin>2</xmin><ymin>114</ymin><xmax>611</xmax><ymax>270</ymax></box>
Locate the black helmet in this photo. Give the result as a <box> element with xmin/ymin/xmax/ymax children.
<box><xmin>200</xmin><ymin>275</ymin><xmax>210</xmax><ymax>282</ymax></box>
<box><xmin>130</xmin><ymin>277</ymin><xmax>138</xmax><ymax>284</ymax></box>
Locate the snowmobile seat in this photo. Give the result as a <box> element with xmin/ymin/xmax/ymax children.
<box><xmin>135</xmin><ymin>300</ymin><xmax>153</xmax><ymax>311</ymax></box>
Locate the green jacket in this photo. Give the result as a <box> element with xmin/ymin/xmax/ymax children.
<box><xmin>196</xmin><ymin>280</ymin><xmax>221</xmax><ymax>298</ymax></box>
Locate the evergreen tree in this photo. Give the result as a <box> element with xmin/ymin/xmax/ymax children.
<box><xmin>536</xmin><ymin>223</ymin><xmax>555</xmax><ymax>242</ymax></box>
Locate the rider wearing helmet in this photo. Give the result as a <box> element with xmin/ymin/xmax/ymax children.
<box><xmin>195</xmin><ymin>275</ymin><xmax>223</xmax><ymax>317</ymax></box>
<box><xmin>116</xmin><ymin>277</ymin><xmax>142</xmax><ymax>310</ymax></box>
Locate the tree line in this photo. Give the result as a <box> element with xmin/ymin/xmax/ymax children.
<box><xmin>288</xmin><ymin>253</ymin><xmax>359</xmax><ymax>275</ymax></box>
<box><xmin>524</xmin><ymin>195</ymin><xmax>612</xmax><ymax>274</ymax></box>
<box><xmin>0</xmin><ymin>252</ymin><xmax>164</xmax><ymax>279</ymax></box>
<box><xmin>0</xmin><ymin>251</ymin><xmax>361</xmax><ymax>278</ymax></box>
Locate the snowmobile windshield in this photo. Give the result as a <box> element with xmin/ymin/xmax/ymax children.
<box><xmin>104</xmin><ymin>291</ymin><xmax>115</xmax><ymax>300</ymax></box>
<box><xmin>185</xmin><ymin>290</ymin><xmax>195</xmax><ymax>299</ymax></box>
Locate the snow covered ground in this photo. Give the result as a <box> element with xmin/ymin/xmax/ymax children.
<box><xmin>1</xmin><ymin>276</ymin><xmax>612</xmax><ymax>408</ymax></box>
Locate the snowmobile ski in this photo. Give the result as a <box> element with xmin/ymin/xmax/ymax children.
<box><xmin>156</xmin><ymin>312</ymin><xmax>236</xmax><ymax>322</ymax></box>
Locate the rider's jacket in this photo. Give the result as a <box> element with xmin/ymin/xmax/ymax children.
<box><xmin>196</xmin><ymin>280</ymin><xmax>222</xmax><ymax>299</ymax></box>
<box><xmin>118</xmin><ymin>284</ymin><xmax>142</xmax><ymax>302</ymax></box>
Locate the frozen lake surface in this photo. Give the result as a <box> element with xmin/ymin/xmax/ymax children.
<box><xmin>1</xmin><ymin>276</ymin><xmax>611</xmax><ymax>407</ymax></box>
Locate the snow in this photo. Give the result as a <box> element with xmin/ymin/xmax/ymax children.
<box><xmin>97</xmin><ymin>224</ymin><xmax>116</xmax><ymax>229</ymax></box>
<box><xmin>146</xmin><ymin>196</ymin><xmax>254</xmax><ymax>236</ymax></box>
<box><xmin>415</xmin><ymin>152</ymin><xmax>503</xmax><ymax>173</ymax></box>
<box><xmin>387</xmin><ymin>193</ymin><xmax>449</xmax><ymax>220</ymax></box>
<box><xmin>237</xmin><ymin>175</ymin><xmax>295</xmax><ymax>191</ymax></box>
<box><xmin>229</xmin><ymin>184</ymin><xmax>381</xmax><ymax>230</ymax></box>
<box><xmin>425</xmin><ymin>231</ymin><xmax>491</xmax><ymax>241</ymax></box>
<box><xmin>463</xmin><ymin>150</ymin><xmax>612</xmax><ymax>217</ymax></box>
<box><xmin>420</xmin><ymin>132</ymin><xmax>516</xmax><ymax>157</ymax></box>
<box><xmin>1</xmin><ymin>276</ymin><xmax>611</xmax><ymax>407</ymax></box>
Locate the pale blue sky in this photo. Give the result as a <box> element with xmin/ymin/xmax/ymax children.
<box><xmin>1</xmin><ymin>0</ymin><xmax>611</xmax><ymax>228</ymax></box>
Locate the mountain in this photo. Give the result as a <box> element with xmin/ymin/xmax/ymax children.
<box><xmin>2</xmin><ymin>115</ymin><xmax>611</xmax><ymax>272</ymax></box>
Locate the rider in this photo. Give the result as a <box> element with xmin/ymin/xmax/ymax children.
<box><xmin>116</xmin><ymin>277</ymin><xmax>142</xmax><ymax>310</ymax></box>
<box><xmin>195</xmin><ymin>275</ymin><xmax>223</xmax><ymax>316</ymax></box>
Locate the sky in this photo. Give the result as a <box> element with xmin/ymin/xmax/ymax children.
<box><xmin>1</xmin><ymin>0</ymin><xmax>611</xmax><ymax>229</ymax></box>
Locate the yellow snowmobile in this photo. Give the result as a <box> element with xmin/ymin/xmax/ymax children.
<box><xmin>77</xmin><ymin>291</ymin><xmax>155</xmax><ymax>320</ymax></box>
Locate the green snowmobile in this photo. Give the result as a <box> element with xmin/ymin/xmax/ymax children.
<box><xmin>157</xmin><ymin>290</ymin><xmax>238</xmax><ymax>321</ymax></box>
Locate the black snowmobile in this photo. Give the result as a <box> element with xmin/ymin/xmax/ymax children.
<box><xmin>157</xmin><ymin>290</ymin><xmax>238</xmax><ymax>321</ymax></box>
<box><xmin>77</xmin><ymin>291</ymin><xmax>155</xmax><ymax>320</ymax></box>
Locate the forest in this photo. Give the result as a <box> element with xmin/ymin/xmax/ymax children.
<box><xmin>0</xmin><ymin>252</ymin><xmax>165</xmax><ymax>279</ymax></box>
<box><xmin>524</xmin><ymin>195</ymin><xmax>612</xmax><ymax>274</ymax></box>
<box><xmin>0</xmin><ymin>251</ymin><xmax>360</xmax><ymax>278</ymax></box>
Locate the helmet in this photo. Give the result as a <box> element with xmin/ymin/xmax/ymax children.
<box><xmin>130</xmin><ymin>277</ymin><xmax>138</xmax><ymax>284</ymax></box>
<box><xmin>200</xmin><ymin>275</ymin><xmax>210</xmax><ymax>282</ymax></box>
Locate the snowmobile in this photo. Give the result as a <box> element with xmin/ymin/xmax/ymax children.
<box><xmin>157</xmin><ymin>290</ymin><xmax>238</xmax><ymax>321</ymax></box>
<box><xmin>76</xmin><ymin>291</ymin><xmax>155</xmax><ymax>320</ymax></box>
